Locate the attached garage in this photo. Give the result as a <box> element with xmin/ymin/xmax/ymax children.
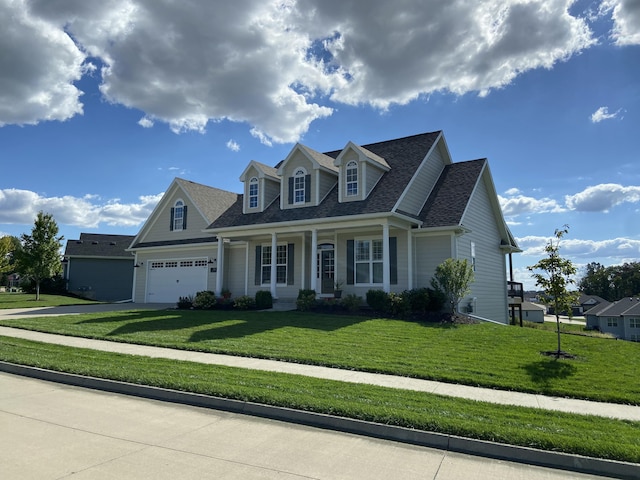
<box><xmin>146</xmin><ymin>258</ymin><xmax>208</xmax><ymax>303</ymax></box>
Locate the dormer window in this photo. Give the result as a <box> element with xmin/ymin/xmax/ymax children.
<box><xmin>346</xmin><ymin>161</ymin><xmax>358</xmax><ymax>196</ymax></box>
<box><xmin>170</xmin><ymin>200</ymin><xmax>187</xmax><ymax>231</ymax></box>
<box><xmin>293</xmin><ymin>168</ymin><xmax>306</xmax><ymax>204</ymax></box>
<box><xmin>249</xmin><ymin>177</ymin><xmax>258</xmax><ymax>208</ymax></box>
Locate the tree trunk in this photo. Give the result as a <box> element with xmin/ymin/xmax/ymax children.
<box><xmin>35</xmin><ymin>281</ymin><xmax>40</xmax><ymax>301</ymax></box>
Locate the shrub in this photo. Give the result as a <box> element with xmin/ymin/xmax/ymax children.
<box><xmin>233</xmin><ymin>295</ymin><xmax>255</xmax><ymax>310</ymax></box>
<box><xmin>193</xmin><ymin>290</ymin><xmax>217</xmax><ymax>310</ymax></box>
<box><xmin>176</xmin><ymin>295</ymin><xmax>194</xmax><ymax>309</ymax></box>
<box><xmin>255</xmin><ymin>290</ymin><xmax>273</xmax><ymax>310</ymax></box>
<box><xmin>388</xmin><ymin>292</ymin><xmax>410</xmax><ymax>317</ymax></box>
<box><xmin>427</xmin><ymin>288</ymin><xmax>446</xmax><ymax>312</ymax></box>
<box><xmin>366</xmin><ymin>289</ymin><xmax>390</xmax><ymax>313</ymax></box>
<box><xmin>296</xmin><ymin>289</ymin><xmax>316</xmax><ymax>312</ymax></box>
<box><xmin>340</xmin><ymin>294</ymin><xmax>362</xmax><ymax>313</ymax></box>
<box><xmin>404</xmin><ymin>288</ymin><xmax>430</xmax><ymax>314</ymax></box>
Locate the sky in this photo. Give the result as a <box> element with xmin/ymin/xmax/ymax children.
<box><xmin>1</xmin><ymin>0</ymin><xmax>639</xmax><ymax>290</ymax></box>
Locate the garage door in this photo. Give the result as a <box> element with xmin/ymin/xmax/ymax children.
<box><xmin>146</xmin><ymin>259</ymin><xmax>208</xmax><ymax>303</ymax></box>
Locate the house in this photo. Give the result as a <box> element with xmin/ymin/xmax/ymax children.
<box><xmin>584</xmin><ymin>297</ymin><xmax>640</xmax><ymax>341</ymax></box>
<box><xmin>63</xmin><ymin>233</ymin><xmax>136</xmax><ymax>301</ymax></box>
<box><xmin>518</xmin><ymin>301</ymin><xmax>546</xmax><ymax>323</ymax></box>
<box><xmin>128</xmin><ymin>131</ymin><xmax>521</xmax><ymax>323</ymax></box>
<box><xmin>576</xmin><ymin>293</ymin><xmax>607</xmax><ymax>315</ymax></box>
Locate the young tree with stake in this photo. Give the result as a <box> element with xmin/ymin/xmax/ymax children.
<box><xmin>527</xmin><ymin>225</ymin><xmax>578</xmax><ymax>358</ymax></box>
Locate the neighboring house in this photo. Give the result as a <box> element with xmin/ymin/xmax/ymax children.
<box><xmin>519</xmin><ymin>301</ymin><xmax>546</xmax><ymax>323</ymax></box>
<box><xmin>63</xmin><ymin>233</ymin><xmax>135</xmax><ymax>301</ymax></box>
<box><xmin>128</xmin><ymin>131</ymin><xmax>521</xmax><ymax>323</ymax></box>
<box><xmin>576</xmin><ymin>293</ymin><xmax>607</xmax><ymax>315</ymax></box>
<box><xmin>584</xmin><ymin>297</ymin><xmax>640</xmax><ymax>341</ymax></box>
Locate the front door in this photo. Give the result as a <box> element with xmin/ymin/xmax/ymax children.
<box><xmin>319</xmin><ymin>247</ymin><xmax>335</xmax><ymax>295</ymax></box>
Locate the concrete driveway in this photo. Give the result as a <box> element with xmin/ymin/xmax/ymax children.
<box><xmin>0</xmin><ymin>373</ymin><xmax>609</xmax><ymax>480</ymax></box>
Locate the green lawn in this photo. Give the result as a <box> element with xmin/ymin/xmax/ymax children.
<box><xmin>1</xmin><ymin>335</ymin><xmax>638</xmax><ymax>464</ymax></box>
<box><xmin>3</xmin><ymin>308</ymin><xmax>639</xmax><ymax>405</ymax></box>
<box><xmin>0</xmin><ymin>292</ymin><xmax>98</xmax><ymax>309</ymax></box>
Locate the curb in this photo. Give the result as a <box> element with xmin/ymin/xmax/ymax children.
<box><xmin>1</xmin><ymin>361</ymin><xmax>637</xmax><ymax>480</ymax></box>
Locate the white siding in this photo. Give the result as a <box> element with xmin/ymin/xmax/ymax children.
<box><xmin>458</xmin><ymin>175</ymin><xmax>509</xmax><ymax>323</ymax></box>
<box><xmin>264</xmin><ymin>177</ymin><xmax>280</xmax><ymax>208</ymax></box>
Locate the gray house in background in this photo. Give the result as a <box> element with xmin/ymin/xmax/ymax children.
<box><xmin>63</xmin><ymin>233</ymin><xmax>135</xmax><ymax>302</ymax></box>
<box><xmin>584</xmin><ymin>297</ymin><xmax>640</xmax><ymax>342</ymax></box>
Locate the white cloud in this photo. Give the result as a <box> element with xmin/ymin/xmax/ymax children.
<box><xmin>565</xmin><ymin>184</ymin><xmax>640</xmax><ymax>212</ymax></box>
<box><xmin>0</xmin><ymin>0</ymin><xmax>598</xmax><ymax>143</ymax></box>
<box><xmin>0</xmin><ymin>188</ymin><xmax>162</xmax><ymax>228</ymax></box>
<box><xmin>138</xmin><ymin>116</ymin><xmax>154</xmax><ymax>128</ymax></box>
<box><xmin>603</xmin><ymin>0</ymin><xmax>640</xmax><ymax>45</ymax></box>
<box><xmin>590</xmin><ymin>106</ymin><xmax>622</xmax><ymax>123</ymax></box>
<box><xmin>517</xmin><ymin>234</ymin><xmax>640</xmax><ymax>260</ymax></box>
<box><xmin>226</xmin><ymin>139</ymin><xmax>240</xmax><ymax>152</ymax></box>
<box><xmin>499</xmin><ymin>194</ymin><xmax>565</xmax><ymax>216</ymax></box>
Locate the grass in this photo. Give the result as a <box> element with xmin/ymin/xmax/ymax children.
<box><xmin>1</xmin><ymin>335</ymin><xmax>638</xmax><ymax>464</ymax></box>
<box><xmin>2</xmin><ymin>308</ymin><xmax>639</xmax><ymax>405</ymax></box>
<box><xmin>0</xmin><ymin>292</ymin><xmax>98</xmax><ymax>309</ymax></box>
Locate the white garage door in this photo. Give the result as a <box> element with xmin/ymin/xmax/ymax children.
<box><xmin>146</xmin><ymin>259</ymin><xmax>208</xmax><ymax>303</ymax></box>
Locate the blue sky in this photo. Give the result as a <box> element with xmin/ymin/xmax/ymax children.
<box><xmin>1</xmin><ymin>0</ymin><xmax>639</xmax><ymax>290</ymax></box>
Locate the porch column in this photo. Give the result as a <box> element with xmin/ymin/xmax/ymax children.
<box><xmin>383</xmin><ymin>223</ymin><xmax>390</xmax><ymax>292</ymax></box>
<box><xmin>270</xmin><ymin>232</ymin><xmax>277</xmax><ymax>299</ymax></box>
<box><xmin>407</xmin><ymin>231</ymin><xmax>413</xmax><ymax>290</ymax></box>
<box><xmin>216</xmin><ymin>236</ymin><xmax>224</xmax><ymax>296</ymax></box>
<box><xmin>310</xmin><ymin>229</ymin><xmax>318</xmax><ymax>292</ymax></box>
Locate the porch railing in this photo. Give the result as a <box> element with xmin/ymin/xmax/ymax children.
<box><xmin>507</xmin><ymin>281</ymin><xmax>524</xmax><ymax>300</ymax></box>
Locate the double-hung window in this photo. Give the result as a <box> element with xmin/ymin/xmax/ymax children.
<box><xmin>261</xmin><ymin>245</ymin><xmax>288</xmax><ymax>284</ymax></box>
<box><xmin>355</xmin><ymin>239</ymin><xmax>383</xmax><ymax>284</ymax></box>
<box><xmin>173</xmin><ymin>200</ymin><xmax>184</xmax><ymax>230</ymax></box>
<box><xmin>294</xmin><ymin>169</ymin><xmax>306</xmax><ymax>204</ymax></box>
<box><xmin>249</xmin><ymin>177</ymin><xmax>258</xmax><ymax>208</ymax></box>
<box><xmin>346</xmin><ymin>161</ymin><xmax>358</xmax><ymax>196</ymax></box>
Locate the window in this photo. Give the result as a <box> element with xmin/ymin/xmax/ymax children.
<box><xmin>249</xmin><ymin>177</ymin><xmax>258</xmax><ymax>208</ymax></box>
<box><xmin>630</xmin><ymin>335</ymin><xmax>640</xmax><ymax>342</ymax></box>
<box><xmin>629</xmin><ymin>318</ymin><xmax>640</xmax><ymax>328</ymax></box>
<box><xmin>261</xmin><ymin>245</ymin><xmax>288</xmax><ymax>284</ymax></box>
<box><xmin>294</xmin><ymin>169</ymin><xmax>306</xmax><ymax>204</ymax></box>
<box><xmin>355</xmin><ymin>239</ymin><xmax>383</xmax><ymax>284</ymax></box>
<box><xmin>346</xmin><ymin>161</ymin><xmax>358</xmax><ymax>196</ymax></box>
<box><xmin>607</xmin><ymin>317</ymin><xmax>618</xmax><ymax>327</ymax></box>
<box><xmin>471</xmin><ymin>242</ymin><xmax>476</xmax><ymax>271</ymax></box>
<box><xmin>171</xmin><ymin>200</ymin><xmax>187</xmax><ymax>231</ymax></box>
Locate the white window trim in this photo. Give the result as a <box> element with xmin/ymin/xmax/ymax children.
<box><xmin>293</xmin><ymin>168</ymin><xmax>306</xmax><ymax>204</ymax></box>
<box><xmin>354</xmin><ymin>238</ymin><xmax>384</xmax><ymax>286</ymax></box>
<box><xmin>346</xmin><ymin>160</ymin><xmax>358</xmax><ymax>197</ymax></box>
<box><xmin>173</xmin><ymin>200</ymin><xmax>185</xmax><ymax>231</ymax></box>
<box><xmin>261</xmin><ymin>243</ymin><xmax>288</xmax><ymax>286</ymax></box>
<box><xmin>249</xmin><ymin>177</ymin><xmax>259</xmax><ymax>209</ymax></box>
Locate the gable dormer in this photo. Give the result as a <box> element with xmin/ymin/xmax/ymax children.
<box><xmin>277</xmin><ymin>144</ymin><xmax>338</xmax><ymax>209</ymax></box>
<box><xmin>334</xmin><ymin>142</ymin><xmax>390</xmax><ymax>202</ymax></box>
<box><xmin>239</xmin><ymin>161</ymin><xmax>280</xmax><ymax>214</ymax></box>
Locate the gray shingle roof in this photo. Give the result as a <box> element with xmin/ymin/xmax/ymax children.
<box><xmin>420</xmin><ymin>159</ymin><xmax>486</xmax><ymax>227</ymax></box>
<box><xmin>595</xmin><ymin>297</ymin><xmax>640</xmax><ymax>316</ymax></box>
<box><xmin>210</xmin><ymin>131</ymin><xmax>442</xmax><ymax>229</ymax></box>
<box><xmin>64</xmin><ymin>233</ymin><xmax>135</xmax><ymax>258</ymax></box>
<box><xmin>175</xmin><ymin>178</ymin><xmax>239</xmax><ymax>224</ymax></box>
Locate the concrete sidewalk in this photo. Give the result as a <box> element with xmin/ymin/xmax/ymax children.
<box><xmin>1</xmin><ymin>325</ymin><xmax>639</xmax><ymax>422</ymax></box>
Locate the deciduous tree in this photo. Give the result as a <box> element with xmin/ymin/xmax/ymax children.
<box><xmin>15</xmin><ymin>212</ymin><xmax>64</xmax><ymax>300</ymax></box>
<box><xmin>528</xmin><ymin>225</ymin><xmax>578</xmax><ymax>358</ymax></box>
